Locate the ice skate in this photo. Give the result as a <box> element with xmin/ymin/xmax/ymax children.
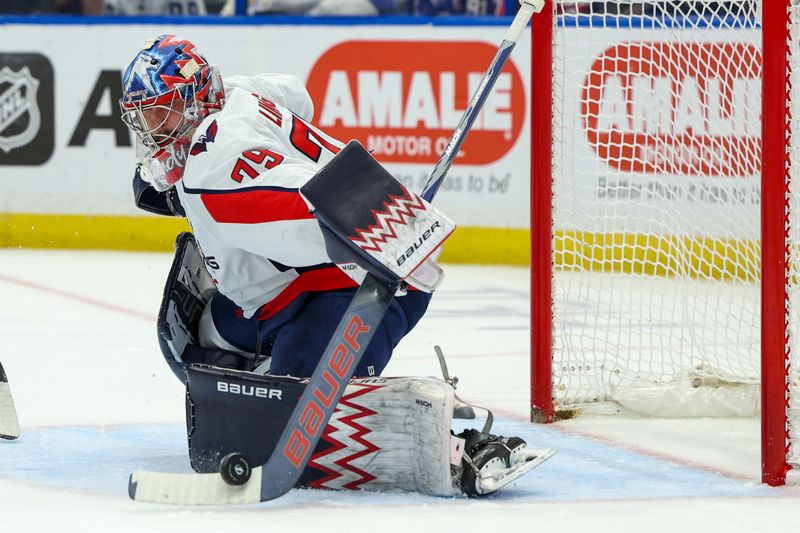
<box><xmin>456</xmin><ymin>428</ymin><xmax>556</xmax><ymax>497</ymax></box>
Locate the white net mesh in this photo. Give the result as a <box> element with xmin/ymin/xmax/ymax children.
<box><xmin>549</xmin><ymin>1</ymin><xmax>763</xmax><ymax>411</ymax></box>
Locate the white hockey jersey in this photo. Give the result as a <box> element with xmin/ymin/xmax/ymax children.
<box><xmin>176</xmin><ymin>74</ymin><xmax>358</xmax><ymax>319</ymax></box>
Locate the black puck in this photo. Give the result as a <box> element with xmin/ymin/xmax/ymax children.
<box><xmin>219</xmin><ymin>452</ymin><xmax>252</xmax><ymax>486</ymax></box>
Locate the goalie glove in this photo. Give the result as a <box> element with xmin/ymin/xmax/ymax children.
<box><xmin>301</xmin><ymin>141</ymin><xmax>455</xmax><ymax>292</ymax></box>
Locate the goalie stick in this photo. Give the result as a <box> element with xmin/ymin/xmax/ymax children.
<box><xmin>128</xmin><ymin>0</ymin><xmax>544</xmax><ymax>505</ymax></box>
<box><xmin>0</xmin><ymin>362</ymin><xmax>20</xmax><ymax>440</ymax></box>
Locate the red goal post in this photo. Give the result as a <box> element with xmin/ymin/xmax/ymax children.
<box><xmin>530</xmin><ymin>0</ymin><xmax>796</xmax><ymax>486</ymax></box>
<box><xmin>761</xmin><ymin>0</ymin><xmax>792</xmax><ymax>487</ymax></box>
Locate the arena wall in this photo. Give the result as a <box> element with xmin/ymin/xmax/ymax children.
<box><xmin>0</xmin><ymin>17</ymin><xmax>531</xmax><ymax>264</ymax></box>
<box><xmin>0</xmin><ymin>16</ymin><xmax>762</xmax><ymax>268</ymax></box>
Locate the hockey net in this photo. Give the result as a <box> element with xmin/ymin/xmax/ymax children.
<box><xmin>530</xmin><ymin>0</ymin><xmax>799</xmax><ymax>484</ymax></box>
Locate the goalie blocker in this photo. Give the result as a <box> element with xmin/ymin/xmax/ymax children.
<box><xmin>185</xmin><ymin>364</ymin><xmax>555</xmax><ymax>496</ymax></box>
<box><xmin>301</xmin><ymin>141</ymin><xmax>456</xmax><ymax>292</ymax></box>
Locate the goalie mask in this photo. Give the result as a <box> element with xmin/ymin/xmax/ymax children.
<box><xmin>120</xmin><ymin>34</ymin><xmax>224</xmax><ymax>190</ymax></box>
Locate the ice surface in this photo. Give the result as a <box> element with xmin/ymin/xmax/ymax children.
<box><xmin>1</xmin><ymin>249</ymin><xmax>799</xmax><ymax>532</ymax></box>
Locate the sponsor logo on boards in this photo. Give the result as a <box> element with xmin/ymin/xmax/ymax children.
<box><xmin>306</xmin><ymin>41</ymin><xmax>525</xmax><ymax>165</ymax></box>
<box><xmin>582</xmin><ymin>42</ymin><xmax>761</xmax><ymax>178</ymax></box>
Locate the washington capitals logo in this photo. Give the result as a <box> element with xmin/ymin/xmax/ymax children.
<box><xmin>349</xmin><ymin>190</ymin><xmax>427</xmax><ymax>253</ymax></box>
<box><xmin>190</xmin><ymin>120</ymin><xmax>217</xmax><ymax>156</ymax></box>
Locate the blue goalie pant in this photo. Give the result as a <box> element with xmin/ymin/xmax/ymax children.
<box><xmin>208</xmin><ymin>286</ymin><xmax>431</xmax><ymax>377</ymax></box>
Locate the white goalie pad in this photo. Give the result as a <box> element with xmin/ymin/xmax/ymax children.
<box><xmin>308</xmin><ymin>376</ymin><xmax>461</xmax><ymax>496</ymax></box>
<box><xmin>0</xmin><ymin>363</ymin><xmax>20</xmax><ymax>440</ymax></box>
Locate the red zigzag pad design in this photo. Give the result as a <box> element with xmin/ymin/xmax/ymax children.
<box><xmin>349</xmin><ymin>191</ymin><xmax>428</xmax><ymax>253</ymax></box>
<box><xmin>307</xmin><ymin>383</ymin><xmax>382</xmax><ymax>490</ymax></box>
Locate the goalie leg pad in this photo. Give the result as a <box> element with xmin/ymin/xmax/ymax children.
<box><xmin>302</xmin><ymin>375</ymin><xmax>458</xmax><ymax>495</ymax></box>
<box><xmin>186</xmin><ymin>365</ymin><xmax>556</xmax><ymax>496</ymax></box>
<box><xmin>186</xmin><ymin>366</ymin><xmax>460</xmax><ymax>496</ymax></box>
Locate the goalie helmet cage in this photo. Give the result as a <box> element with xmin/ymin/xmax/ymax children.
<box><xmin>530</xmin><ymin>0</ymin><xmax>798</xmax><ymax>486</ymax></box>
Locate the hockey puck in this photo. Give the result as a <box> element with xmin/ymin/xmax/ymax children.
<box><xmin>219</xmin><ymin>452</ymin><xmax>252</xmax><ymax>486</ymax></box>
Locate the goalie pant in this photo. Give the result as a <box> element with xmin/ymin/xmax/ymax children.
<box><xmin>158</xmin><ymin>231</ymin><xmax>431</xmax><ymax>380</ymax></box>
<box><xmin>204</xmin><ymin>288</ymin><xmax>430</xmax><ymax>377</ymax></box>
<box><xmin>187</xmin><ymin>365</ymin><xmax>465</xmax><ymax>495</ymax></box>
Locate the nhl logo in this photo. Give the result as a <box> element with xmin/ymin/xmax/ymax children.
<box><xmin>0</xmin><ymin>66</ymin><xmax>41</xmax><ymax>153</ymax></box>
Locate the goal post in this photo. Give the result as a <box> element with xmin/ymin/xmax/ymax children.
<box><xmin>530</xmin><ymin>0</ymin><xmax>555</xmax><ymax>424</ymax></box>
<box><xmin>760</xmin><ymin>0</ymin><xmax>790</xmax><ymax>488</ymax></box>
<box><xmin>530</xmin><ymin>0</ymin><xmax>797</xmax><ymax>485</ymax></box>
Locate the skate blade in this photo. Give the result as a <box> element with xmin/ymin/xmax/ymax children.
<box><xmin>477</xmin><ymin>448</ymin><xmax>556</xmax><ymax>493</ymax></box>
